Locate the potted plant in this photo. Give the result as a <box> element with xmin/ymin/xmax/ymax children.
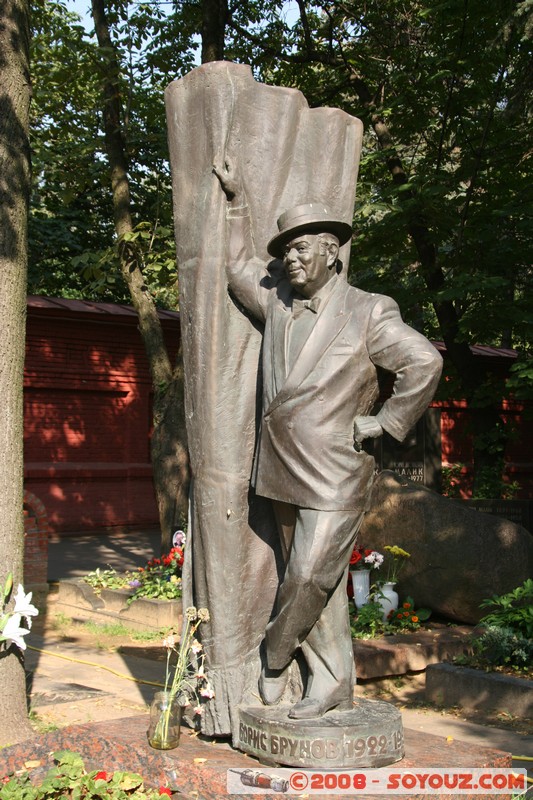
<box><xmin>349</xmin><ymin>547</ymin><xmax>383</xmax><ymax>608</ymax></box>
<box><xmin>376</xmin><ymin>545</ymin><xmax>411</xmax><ymax>621</ymax></box>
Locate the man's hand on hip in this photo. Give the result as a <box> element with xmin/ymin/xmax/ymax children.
<box><xmin>353</xmin><ymin>416</ymin><xmax>383</xmax><ymax>451</ymax></box>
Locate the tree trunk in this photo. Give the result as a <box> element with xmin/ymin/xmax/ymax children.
<box><xmin>151</xmin><ymin>363</ymin><xmax>190</xmax><ymax>549</ymax></box>
<box><xmin>0</xmin><ymin>0</ymin><xmax>35</xmax><ymax>745</ymax></box>
<box><xmin>91</xmin><ymin>0</ymin><xmax>189</xmax><ymax>551</ymax></box>
<box><xmin>202</xmin><ymin>0</ymin><xmax>227</xmax><ymax>62</ymax></box>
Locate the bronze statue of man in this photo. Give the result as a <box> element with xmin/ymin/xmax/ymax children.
<box><xmin>214</xmin><ymin>158</ymin><xmax>442</xmax><ymax>720</ymax></box>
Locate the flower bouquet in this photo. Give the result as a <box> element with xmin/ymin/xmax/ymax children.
<box><xmin>147</xmin><ymin>606</ymin><xmax>214</xmax><ymax>750</ymax></box>
<box><xmin>387</xmin><ymin>597</ymin><xmax>431</xmax><ymax>630</ymax></box>
<box><xmin>83</xmin><ymin>529</ymin><xmax>187</xmax><ymax>604</ymax></box>
<box><xmin>349</xmin><ymin>547</ymin><xmax>383</xmax><ymax>608</ymax></box>
<box><xmin>129</xmin><ymin>543</ymin><xmax>185</xmax><ymax>604</ymax></box>
<box><xmin>383</xmin><ymin>545</ymin><xmax>411</xmax><ymax>584</ymax></box>
<box><xmin>0</xmin><ymin>574</ymin><xmax>38</xmax><ymax>652</ymax></box>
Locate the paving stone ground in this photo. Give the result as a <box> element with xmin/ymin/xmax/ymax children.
<box><xmin>26</xmin><ymin>529</ymin><xmax>530</xmax><ymax>794</ymax></box>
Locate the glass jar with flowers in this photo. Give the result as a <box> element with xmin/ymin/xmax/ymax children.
<box><xmin>349</xmin><ymin>547</ymin><xmax>383</xmax><ymax>609</ymax></box>
<box><xmin>147</xmin><ymin>606</ymin><xmax>214</xmax><ymax>750</ymax></box>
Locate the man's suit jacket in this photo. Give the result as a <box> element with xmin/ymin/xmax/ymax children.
<box><xmin>227</xmin><ymin>261</ymin><xmax>443</xmax><ymax>512</ymax></box>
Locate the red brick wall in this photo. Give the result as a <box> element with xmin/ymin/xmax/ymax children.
<box><xmin>438</xmin><ymin>398</ymin><xmax>532</xmax><ymax>498</ymax></box>
<box><xmin>23</xmin><ymin>489</ymin><xmax>49</xmax><ymax>587</ymax></box>
<box><xmin>24</xmin><ymin>298</ymin><xmax>180</xmax><ymax>533</ymax></box>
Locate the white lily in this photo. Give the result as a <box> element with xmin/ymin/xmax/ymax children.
<box><xmin>1</xmin><ymin>613</ymin><xmax>30</xmax><ymax>650</ymax></box>
<box><xmin>13</xmin><ymin>584</ymin><xmax>39</xmax><ymax>627</ymax></box>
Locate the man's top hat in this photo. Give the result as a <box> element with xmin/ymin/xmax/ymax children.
<box><xmin>267</xmin><ymin>202</ymin><xmax>353</xmax><ymax>258</ymax></box>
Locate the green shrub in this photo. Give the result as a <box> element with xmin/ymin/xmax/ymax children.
<box><xmin>83</xmin><ymin>568</ymin><xmax>132</xmax><ymax>594</ymax></box>
<box><xmin>472</xmin><ymin>625</ymin><xmax>533</xmax><ymax>671</ymax></box>
<box><xmin>350</xmin><ymin>601</ymin><xmax>384</xmax><ymax>639</ymax></box>
<box><xmin>479</xmin><ymin>579</ymin><xmax>533</xmax><ymax>639</ymax></box>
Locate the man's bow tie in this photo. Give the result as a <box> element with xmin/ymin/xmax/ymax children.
<box><xmin>292</xmin><ymin>296</ymin><xmax>320</xmax><ymax>318</ymax></box>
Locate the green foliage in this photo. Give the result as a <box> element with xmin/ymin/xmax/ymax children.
<box><xmin>350</xmin><ymin>595</ymin><xmax>431</xmax><ymax>639</ymax></box>
<box><xmin>242</xmin><ymin>0</ymin><xmax>533</xmax><ymax>490</ymax></box>
<box><xmin>0</xmin><ymin>749</ymin><xmax>172</xmax><ymax>798</ymax></box>
<box><xmin>471</xmin><ymin>467</ymin><xmax>520</xmax><ymax>501</ymax></box>
<box><xmin>28</xmin><ymin>0</ymin><xmax>194</xmax><ymax>306</ymax></box>
<box><xmin>127</xmin><ymin>574</ymin><xmax>182</xmax><ymax>604</ymax></box>
<box><xmin>350</xmin><ymin>600</ymin><xmax>384</xmax><ymax>639</ymax></box>
<box><xmin>27</xmin><ymin>0</ymin><xmax>533</xmax><ymax>498</ymax></box>
<box><xmin>479</xmin><ymin>579</ymin><xmax>533</xmax><ymax>639</ymax></box>
<box><xmin>83</xmin><ymin>568</ymin><xmax>133</xmax><ymax>595</ymax></box>
<box><xmin>72</xmin><ymin>222</ymin><xmax>179</xmax><ymax>307</ymax></box>
<box><xmin>82</xmin><ymin>546</ymin><xmax>184</xmax><ymax>605</ymax></box>
<box><xmin>127</xmin><ymin>546</ymin><xmax>184</xmax><ymax>604</ymax></box>
<box><xmin>385</xmin><ymin>596</ymin><xmax>431</xmax><ymax>631</ymax></box>
<box><xmin>471</xmin><ymin>625</ymin><xmax>533</xmax><ymax>672</ymax></box>
<box><xmin>441</xmin><ymin>463</ymin><xmax>466</xmax><ymax>498</ymax></box>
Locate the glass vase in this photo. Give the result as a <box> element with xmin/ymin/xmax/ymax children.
<box><xmin>351</xmin><ymin>569</ymin><xmax>371</xmax><ymax>609</ymax></box>
<box><xmin>379</xmin><ymin>582</ymin><xmax>399</xmax><ymax>623</ymax></box>
<box><xmin>147</xmin><ymin>691</ymin><xmax>184</xmax><ymax>750</ymax></box>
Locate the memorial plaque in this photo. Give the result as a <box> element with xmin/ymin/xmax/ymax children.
<box><xmin>463</xmin><ymin>499</ymin><xmax>531</xmax><ymax>533</ymax></box>
<box><xmin>236</xmin><ymin>701</ymin><xmax>404</xmax><ymax>769</ymax></box>
<box><xmin>368</xmin><ymin>408</ymin><xmax>442</xmax><ymax>492</ymax></box>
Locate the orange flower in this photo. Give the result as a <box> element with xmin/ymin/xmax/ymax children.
<box><xmin>396</xmin><ymin>613</ymin><xmax>403</xmax><ymax>619</ymax></box>
<box><xmin>412</xmin><ymin>616</ymin><xmax>419</xmax><ymax>623</ymax></box>
<box><xmin>403</xmin><ymin>612</ymin><xmax>410</xmax><ymax>617</ymax></box>
<box><xmin>403</xmin><ymin>603</ymin><xmax>411</xmax><ymax>609</ymax></box>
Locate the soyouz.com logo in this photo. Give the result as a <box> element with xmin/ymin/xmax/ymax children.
<box><xmin>226</xmin><ymin>767</ymin><xmax>527</xmax><ymax>795</ymax></box>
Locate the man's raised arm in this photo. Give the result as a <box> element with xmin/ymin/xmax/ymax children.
<box><xmin>213</xmin><ymin>157</ymin><xmax>271</xmax><ymax>322</ymax></box>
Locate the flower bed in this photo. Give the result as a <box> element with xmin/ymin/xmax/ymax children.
<box><xmin>0</xmin><ymin>750</ymin><xmax>177</xmax><ymax>798</ymax></box>
<box><xmin>54</xmin><ymin>579</ymin><xmax>182</xmax><ymax>633</ymax></box>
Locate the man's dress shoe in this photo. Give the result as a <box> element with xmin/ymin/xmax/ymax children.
<box><xmin>259</xmin><ymin>665</ymin><xmax>289</xmax><ymax>705</ymax></box>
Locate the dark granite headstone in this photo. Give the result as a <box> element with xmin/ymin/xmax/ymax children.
<box><xmin>359</xmin><ymin>471</ymin><xmax>533</xmax><ymax>624</ymax></box>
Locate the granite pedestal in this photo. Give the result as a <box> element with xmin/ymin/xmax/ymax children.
<box><xmin>236</xmin><ymin>700</ymin><xmax>404</xmax><ymax>768</ymax></box>
<box><xmin>0</xmin><ymin>714</ymin><xmax>515</xmax><ymax>800</ymax></box>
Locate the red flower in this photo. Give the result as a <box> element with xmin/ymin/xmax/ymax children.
<box><xmin>159</xmin><ymin>788</ymin><xmax>172</xmax><ymax>796</ymax></box>
<box><xmin>95</xmin><ymin>771</ymin><xmax>109</xmax><ymax>781</ymax></box>
<box><xmin>350</xmin><ymin>550</ymin><xmax>362</xmax><ymax>566</ymax></box>
<box><xmin>403</xmin><ymin>603</ymin><xmax>411</xmax><ymax>609</ymax></box>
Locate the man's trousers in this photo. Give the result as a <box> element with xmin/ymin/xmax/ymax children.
<box><xmin>265</xmin><ymin>501</ymin><xmax>365</xmax><ymax>702</ymax></box>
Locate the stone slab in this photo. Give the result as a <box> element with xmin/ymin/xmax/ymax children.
<box><xmin>54</xmin><ymin>578</ymin><xmax>182</xmax><ymax>632</ymax></box>
<box><xmin>426</xmin><ymin>663</ymin><xmax>533</xmax><ymax>717</ymax></box>
<box><xmin>236</xmin><ymin>700</ymin><xmax>404</xmax><ymax>768</ymax></box>
<box><xmin>354</xmin><ymin>624</ymin><xmax>473</xmax><ymax>679</ymax></box>
<box><xmin>0</xmin><ymin>714</ymin><xmax>514</xmax><ymax>800</ymax></box>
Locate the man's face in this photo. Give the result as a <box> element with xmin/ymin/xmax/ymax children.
<box><xmin>283</xmin><ymin>233</ymin><xmax>337</xmax><ymax>298</ymax></box>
